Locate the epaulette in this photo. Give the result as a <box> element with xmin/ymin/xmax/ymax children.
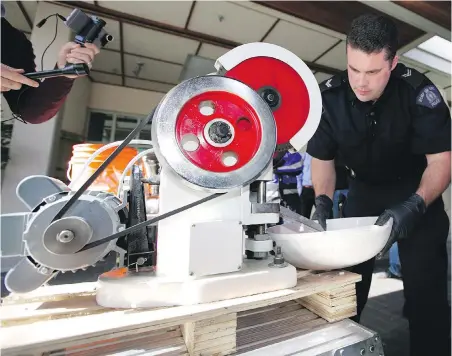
<box><xmin>319</xmin><ymin>74</ymin><xmax>344</xmax><ymax>93</ymax></box>
<box><xmin>393</xmin><ymin>63</ymin><xmax>425</xmax><ymax>89</ymax></box>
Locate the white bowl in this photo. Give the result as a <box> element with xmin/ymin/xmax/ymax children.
<box><xmin>267</xmin><ymin>216</ymin><xmax>393</xmax><ymax>270</ymax></box>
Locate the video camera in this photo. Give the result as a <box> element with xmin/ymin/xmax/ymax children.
<box><xmin>65</xmin><ymin>8</ymin><xmax>114</xmax><ymax>49</ymax></box>
<box><xmin>25</xmin><ymin>8</ymin><xmax>114</xmax><ymax>80</ymax></box>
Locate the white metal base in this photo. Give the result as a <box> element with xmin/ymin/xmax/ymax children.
<box><xmin>237</xmin><ymin>319</ymin><xmax>384</xmax><ymax>356</ymax></box>
<box><xmin>95</xmin><ymin>259</ymin><xmax>297</xmax><ymax>308</ymax></box>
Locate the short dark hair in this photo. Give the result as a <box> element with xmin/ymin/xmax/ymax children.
<box><xmin>346</xmin><ymin>14</ymin><xmax>398</xmax><ymax>62</ymax></box>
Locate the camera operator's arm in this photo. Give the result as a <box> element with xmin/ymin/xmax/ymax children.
<box><xmin>14</xmin><ymin>42</ymin><xmax>99</xmax><ymax>124</ymax></box>
<box><xmin>2</xmin><ymin>19</ymin><xmax>98</xmax><ymax>124</ymax></box>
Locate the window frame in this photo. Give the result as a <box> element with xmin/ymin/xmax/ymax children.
<box><xmin>85</xmin><ymin>109</ymin><xmax>151</xmax><ymax>143</ymax></box>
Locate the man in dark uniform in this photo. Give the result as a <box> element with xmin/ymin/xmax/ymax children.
<box><xmin>307</xmin><ymin>14</ymin><xmax>451</xmax><ymax>356</ymax></box>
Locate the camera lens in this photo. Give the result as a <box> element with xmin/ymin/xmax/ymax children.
<box><xmin>105</xmin><ymin>34</ymin><xmax>114</xmax><ymax>42</ymax></box>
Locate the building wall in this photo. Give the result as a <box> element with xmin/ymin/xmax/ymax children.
<box><xmin>89</xmin><ymin>83</ymin><xmax>165</xmax><ymax>116</ymax></box>
<box><xmin>61</xmin><ymin>77</ymin><xmax>92</xmax><ymax>135</ymax></box>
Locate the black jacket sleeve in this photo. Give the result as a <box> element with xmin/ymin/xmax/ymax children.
<box><xmin>409</xmin><ymin>78</ymin><xmax>451</xmax><ymax>155</ymax></box>
<box><xmin>1</xmin><ymin>18</ymin><xmax>74</xmax><ymax>124</ymax></box>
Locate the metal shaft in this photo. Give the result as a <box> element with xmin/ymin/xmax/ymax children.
<box><xmin>257</xmin><ymin>181</ymin><xmax>266</xmax><ymax>235</ymax></box>
<box><xmin>257</xmin><ymin>181</ymin><xmax>266</xmax><ymax>204</ymax></box>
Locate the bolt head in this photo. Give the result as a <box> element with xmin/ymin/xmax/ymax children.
<box><xmin>57</xmin><ymin>230</ymin><xmax>75</xmax><ymax>243</ymax></box>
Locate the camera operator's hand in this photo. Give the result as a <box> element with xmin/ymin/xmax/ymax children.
<box><xmin>57</xmin><ymin>42</ymin><xmax>100</xmax><ymax>78</ymax></box>
<box><xmin>1</xmin><ymin>64</ymin><xmax>39</xmax><ymax>92</ymax></box>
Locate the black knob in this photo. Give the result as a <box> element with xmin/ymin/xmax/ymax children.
<box><xmin>208</xmin><ymin>121</ymin><xmax>232</xmax><ymax>144</ymax></box>
<box><xmin>260</xmin><ymin>88</ymin><xmax>280</xmax><ymax>109</ymax></box>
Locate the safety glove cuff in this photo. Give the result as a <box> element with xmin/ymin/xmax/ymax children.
<box><xmin>405</xmin><ymin>193</ymin><xmax>427</xmax><ymax>215</ymax></box>
<box><xmin>376</xmin><ymin>193</ymin><xmax>426</xmax><ymax>259</ymax></box>
<box><xmin>312</xmin><ymin>194</ymin><xmax>333</xmax><ymax>231</ymax></box>
<box><xmin>314</xmin><ymin>194</ymin><xmax>333</xmax><ymax>211</ymax></box>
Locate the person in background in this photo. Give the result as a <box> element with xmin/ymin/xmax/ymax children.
<box><xmin>1</xmin><ymin>4</ymin><xmax>100</xmax><ymax>124</ymax></box>
<box><xmin>299</xmin><ymin>152</ymin><xmax>315</xmax><ymax>218</ymax></box>
<box><xmin>273</xmin><ymin>151</ymin><xmax>303</xmax><ymax>214</ymax></box>
<box><xmin>333</xmin><ymin>162</ymin><xmax>349</xmax><ymax>218</ymax></box>
<box><xmin>388</xmin><ymin>243</ymin><xmax>402</xmax><ymax>278</ymax></box>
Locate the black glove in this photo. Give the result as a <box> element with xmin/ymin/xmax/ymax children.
<box><xmin>375</xmin><ymin>193</ymin><xmax>426</xmax><ymax>259</ymax></box>
<box><xmin>312</xmin><ymin>194</ymin><xmax>333</xmax><ymax>230</ymax></box>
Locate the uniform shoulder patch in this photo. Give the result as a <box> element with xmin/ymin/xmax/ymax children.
<box><xmin>394</xmin><ymin>64</ymin><xmax>424</xmax><ymax>89</ymax></box>
<box><xmin>416</xmin><ymin>85</ymin><xmax>443</xmax><ymax>109</ymax></box>
<box><xmin>319</xmin><ymin>74</ymin><xmax>343</xmax><ymax>93</ymax></box>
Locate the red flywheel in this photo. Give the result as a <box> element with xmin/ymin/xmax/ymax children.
<box><xmin>224</xmin><ymin>57</ymin><xmax>311</xmax><ymax>147</ymax></box>
<box><xmin>175</xmin><ymin>91</ymin><xmax>262</xmax><ymax>173</ymax></box>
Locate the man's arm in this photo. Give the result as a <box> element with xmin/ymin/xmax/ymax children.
<box><xmin>416</xmin><ymin>151</ymin><xmax>451</xmax><ymax>207</ymax></box>
<box><xmin>306</xmin><ymin>98</ymin><xmax>339</xmax><ymax>229</ymax></box>
<box><xmin>375</xmin><ymin>148</ymin><xmax>451</xmax><ymax>257</ymax></box>
<box><xmin>376</xmin><ymin>77</ymin><xmax>451</xmax><ymax>256</ymax></box>
<box><xmin>306</xmin><ymin>101</ymin><xmax>338</xmax><ymax>199</ymax></box>
<box><xmin>410</xmin><ymin>80</ymin><xmax>452</xmax><ymax>206</ymax></box>
<box><xmin>311</xmin><ymin>158</ymin><xmax>336</xmax><ymax>200</ymax></box>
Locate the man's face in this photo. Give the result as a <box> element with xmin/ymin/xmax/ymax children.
<box><xmin>346</xmin><ymin>44</ymin><xmax>398</xmax><ymax>102</ymax></box>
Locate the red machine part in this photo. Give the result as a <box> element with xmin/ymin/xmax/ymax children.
<box><xmin>224</xmin><ymin>57</ymin><xmax>311</xmax><ymax>146</ymax></box>
<box><xmin>175</xmin><ymin>91</ymin><xmax>263</xmax><ymax>173</ymax></box>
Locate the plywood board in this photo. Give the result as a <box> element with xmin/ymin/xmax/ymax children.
<box><xmin>1</xmin><ymin>271</ymin><xmax>360</xmax><ymax>355</ymax></box>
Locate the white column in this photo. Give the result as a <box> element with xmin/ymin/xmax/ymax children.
<box><xmin>1</xmin><ymin>2</ymin><xmax>73</xmax><ymax>213</ymax></box>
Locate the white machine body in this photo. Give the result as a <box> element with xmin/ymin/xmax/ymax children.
<box><xmin>1</xmin><ymin>42</ymin><xmax>322</xmax><ymax>308</ymax></box>
<box><xmin>97</xmin><ymin>43</ymin><xmax>322</xmax><ymax>308</ymax></box>
<box><xmin>156</xmin><ymin>165</ymin><xmax>277</xmax><ymax>279</ymax></box>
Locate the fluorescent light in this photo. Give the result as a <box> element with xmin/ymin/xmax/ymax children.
<box><xmin>418</xmin><ymin>36</ymin><xmax>452</xmax><ymax>62</ymax></box>
<box><xmin>402</xmin><ymin>48</ymin><xmax>451</xmax><ymax>74</ymax></box>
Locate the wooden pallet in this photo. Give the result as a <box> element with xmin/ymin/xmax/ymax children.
<box><xmin>0</xmin><ymin>270</ymin><xmax>361</xmax><ymax>356</ymax></box>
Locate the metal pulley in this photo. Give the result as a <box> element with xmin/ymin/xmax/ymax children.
<box><xmin>151</xmin><ymin>75</ymin><xmax>277</xmax><ymax>192</ymax></box>
<box><xmin>2</xmin><ymin>176</ymin><xmax>127</xmax><ymax>294</ymax></box>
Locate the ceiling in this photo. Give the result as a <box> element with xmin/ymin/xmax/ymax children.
<box><xmin>3</xmin><ymin>0</ymin><xmax>451</xmax><ymax>102</ymax></box>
